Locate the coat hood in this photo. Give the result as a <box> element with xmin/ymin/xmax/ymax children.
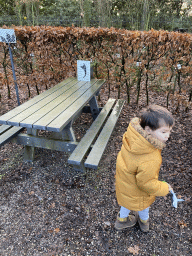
<box><xmin>122</xmin><ymin>117</ymin><xmax>166</xmax><ymax>155</ymax></box>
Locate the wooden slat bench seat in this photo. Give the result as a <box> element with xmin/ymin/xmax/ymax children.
<box><xmin>68</xmin><ymin>98</ymin><xmax>125</xmax><ymax>171</ymax></box>
<box><xmin>0</xmin><ymin>125</ymin><xmax>24</xmax><ymax>147</ymax></box>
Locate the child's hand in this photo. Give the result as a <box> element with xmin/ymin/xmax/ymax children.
<box><xmin>167</xmin><ymin>183</ymin><xmax>173</xmax><ymax>192</ymax></box>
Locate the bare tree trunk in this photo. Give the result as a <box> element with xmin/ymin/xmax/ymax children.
<box><xmin>141</xmin><ymin>0</ymin><xmax>149</xmax><ymax>30</ymax></box>
<box><xmin>97</xmin><ymin>0</ymin><xmax>112</xmax><ymax>27</ymax></box>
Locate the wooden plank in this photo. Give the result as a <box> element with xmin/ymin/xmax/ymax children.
<box><xmin>68</xmin><ymin>98</ymin><xmax>116</xmax><ymax>166</ymax></box>
<box><xmin>47</xmin><ymin>79</ymin><xmax>105</xmax><ymax>132</ymax></box>
<box><xmin>7</xmin><ymin>78</ymin><xmax>78</xmax><ymax>126</ymax></box>
<box><xmin>0</xmin><ymin>77</ymin><xmax>75</xmax><ymax>124</ymax></box>
<box><xmin>0</xmin><ymin>125</ymin><xmax>12</xmax><ymax>135</ymax></box>
<box><xmin>84</xmin><ymin>99</ymin><xmax>125</xmax><ymax>169</ymax></box>
<box><xmin>13</xmin><ymin>133</ymin><xmax>78</xmax><ymax>152</ymax></box>
<box><xmin>33</xmin><ymin>79</ymin><xmax>100</xmax><ymax>131</ymax></box>
<box><xmin>0</xmin><ymin>126</ymin><xmax>24</xmax><ymax>147</ymax></box>
<box><xmin>8</xmin><ymin>80</ymin><xmax>86</xmax><ymax>128</ymax></box>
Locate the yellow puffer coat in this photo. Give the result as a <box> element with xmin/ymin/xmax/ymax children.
<box><xmin>116</xmin><ymin>117</ymin><xmax>169</xmax><ymax>211</ymax></box>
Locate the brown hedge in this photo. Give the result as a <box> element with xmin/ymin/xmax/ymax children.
<box><xmin>0</xmin><ymin>26</ymin><xmax>192</xmax><ymax>109</ymax></box>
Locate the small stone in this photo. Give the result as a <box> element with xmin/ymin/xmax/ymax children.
<box><xmin>104</xmin><ymin>221</ymin><xmax>111</xmax><ymax>226</ymax></box>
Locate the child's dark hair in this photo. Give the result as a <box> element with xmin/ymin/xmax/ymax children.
<box><xmin>140</xmin><ymin>105</ymin><xmax>174</xmax><ymax>130</ymax></box>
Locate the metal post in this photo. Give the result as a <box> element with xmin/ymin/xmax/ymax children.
<box><xmin>8</xmin><ymin>43</ymin><xmax>20</xmax><ymax>106</ymax></box>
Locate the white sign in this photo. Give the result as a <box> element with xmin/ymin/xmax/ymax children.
<box><xmin>0</xmin><ymin>29</ymin><xmax>16</xmax><ymax>43</ymax></box>
<box><xmin>177</xmin><ymin>64</ymin><xmax>181</xmax><ymax>70</ymax></box>
<box><xmin>77</xmin><ymin>60</ymin><xmax>91</xmax><ymax>81</ymax></box>
<box><xmin>136</xmin><ymin>62</ymin><xmax>141</xmax><ymax>67</ymax></box>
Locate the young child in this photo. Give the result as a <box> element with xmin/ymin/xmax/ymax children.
<box><xmin>115</xmin><ymin>105</ymin><xmax>174</xmax><ymax>232</ymax></box>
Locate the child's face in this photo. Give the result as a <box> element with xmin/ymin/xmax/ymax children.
<box><xmin>145</xmin><ymin>120</ymin><xmax>173</xmax><ymax>143</ymax></box>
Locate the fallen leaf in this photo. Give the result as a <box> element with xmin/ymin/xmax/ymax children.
<box><xmin>54</xmin><ymin>228</ymin><xmax>60</xmax><ymax>233</ymax></box>
<box><xmin>50</xmin><ymin>202</ymin><xmax>55</xmax><ymax>208</ymax></box>
<box><xmin>178</xmin><ymin>220</ymin><xmax>187</xmax><ymax>228</ymax></box>
<box><xmin>28</xmin><ymin>167</ymin><xmax>33</xmax><ymax>172</ymax></box>
<box><xmin>128</xmin><ymin>245</ymin><xmax>140</xmax><ymax>255</ymax></box>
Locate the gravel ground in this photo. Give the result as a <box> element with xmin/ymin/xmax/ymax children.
<box><xmin>0</xmin><ymin>83</ymin><xmax>191</xmax><ymax>256</ymax></box>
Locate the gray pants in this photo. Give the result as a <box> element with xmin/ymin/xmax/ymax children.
<box><xmin>120</xmin><ymin>206</ymin><xmax>149</xmax><ymax>220</ymax></box>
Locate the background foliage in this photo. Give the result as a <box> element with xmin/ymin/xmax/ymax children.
<box><xmin>0</xmin><ymin>0</ymin><xmax>192</xmax><ymax>31</ymax></box>
<box><xmin>0</xmin><ymin>26</ymin><xmax>191</xmax><ymax>111</ymax></box>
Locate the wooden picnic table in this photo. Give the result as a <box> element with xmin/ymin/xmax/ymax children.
<box><xmin>0</xmin><ymin>77</ymin><xmax>125</xmax><ymax>171</ymax></box>
<box><xmin>0</xmin><ymin>78</ymin><xmax>104</xmax><ymax>155</ymax></box>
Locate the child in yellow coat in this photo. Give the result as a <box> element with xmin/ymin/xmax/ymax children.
<box><xmin>115</xmin><ymin>105</ymin><xmax>174</xmax><ymax>232</ymax></box>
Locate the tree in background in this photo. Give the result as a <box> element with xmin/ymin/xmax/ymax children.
<box><xmin>155</xmin><ymin>0</ymin><xmax>183</xmax><ymax>29</ymax></box>
<box><xmin>0</xmin><ymin>0</ymin><xmax>192</xmax><ymax>30</ymax></box>
<box><xmin>95</xmin><ymin>0</ymin><xmax>113</xmax><ymax>27</ymax></box>
<box><xmin>112</xmin><ymin>0</ymin><xmax>190</xmax><ymax>31</ymax></box>
<box><xmin>0</xmin><ymin>0</ymin><xmax>15</xmax><ymax>15</ymax></box>
<box><xmin>14</xmin><ymin>0</ymin><xmax>40</xmax><ymax>26</ymax></box>
<box><xmin>79</xmin><ymin>0</ymin><xmax>92</xmax><ymax>27</ymax></box>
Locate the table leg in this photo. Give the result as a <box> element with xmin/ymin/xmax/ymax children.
<box><xmin>89</xmin><ymin>96</ymin><xmax>100</xmax><ymax>120</ymax></box>
<box><xmin>24</xmin><ymin>128</ymin><xmax>38</xmax><ymax>162</ymax></box>
<box><xmin>52</xmin><ymin>121</ymin><xmax>76</xmax><ymax>142</ymax></box>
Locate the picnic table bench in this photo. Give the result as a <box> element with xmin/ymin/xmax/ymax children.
<box><xmin>0</xmin><ymin>77</ymin><xmax>125</xmax><ymax>172</ymax></box>
<box><xmin>0</xmin><ymin>125</ymin><xmax>24</xmax><ymax>147</ymax></box>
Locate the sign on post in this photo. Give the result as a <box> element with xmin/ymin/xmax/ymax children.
<box><xmin>77</xmin><ymin>60</ymin><xmax>92</xmax><ymax>82</ymax></box>
<box><xmin>0</xmin><ymin>29</ymin><xmax>16</xmax><ymax>43</ymax></box>
<box><xmin>0</xmin><ymin>29</ymin><xmax>20</xmax><ymax>105</ymax></box>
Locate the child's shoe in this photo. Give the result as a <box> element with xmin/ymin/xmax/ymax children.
<box><xmin>115</xmin><ymin>212</ymin><xmax>138</xmax><ymax>230</ymax></box>
<box><xmin>138</xmin><ymin>218</ymin><xmax>149</xmax><ymax>232</ymax></box>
